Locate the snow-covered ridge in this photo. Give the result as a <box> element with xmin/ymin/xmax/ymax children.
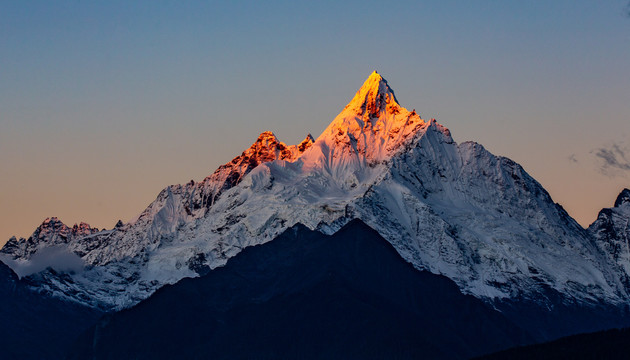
<box><xmin>2</xmin><ymin>72</ymin><xmax>630</xmax><ymax>310</ymax></box>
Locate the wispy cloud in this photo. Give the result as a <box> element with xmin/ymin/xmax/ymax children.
<box><xmin>0</xmin><ymin>246</ymin><xmax>85</xmax><ymax>278</ymax></box>
<box><xmin>593</xmin><ymin>142</ymin><xmax>630</xmax><ymax>177</ymax></box>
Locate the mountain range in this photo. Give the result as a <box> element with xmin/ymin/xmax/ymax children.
<box><xmin>2</xmin><ymin>71</ymin><xmax>630</xmax><ymax>358</ymax></box>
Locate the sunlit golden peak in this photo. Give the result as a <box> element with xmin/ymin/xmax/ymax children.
<box><xmin>344</xmin><ymin>71</ymin><xmax>400</xmax><ymax>118</ymax></box>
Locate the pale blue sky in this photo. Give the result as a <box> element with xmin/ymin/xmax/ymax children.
<box><xmin>1</xmin><ymin>1</ymin><xmax>629</xmax><ymax>243</ymax></box>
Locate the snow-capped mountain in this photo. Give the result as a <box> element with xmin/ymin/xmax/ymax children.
<box><xmin>2</xmin><ymin>72</ymin><xmax>629</xmax><ymax>311</ymax></box>
<box><xmin>589</xmin><ymin>189</ymin><xmax>630</xmax><ymax>287</ymax></box>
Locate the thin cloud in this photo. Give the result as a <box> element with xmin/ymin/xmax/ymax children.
<box><xmin>0</xmin><ymin>246</ymin><xmax>85</xmax><ymax>278</ymax></box>
<box><xmin>594</xmin><ymin>142</ymin><xmax>630</xmax><ymax>177</ymax></box>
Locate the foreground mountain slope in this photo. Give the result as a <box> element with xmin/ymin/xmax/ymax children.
<box><xmin>70</xmin><ymin>220</ymin><xmax>529</xmax><ymax>360</ymax></box>
<box><xmin>478</xmin><ymin>327</ymin><xmax>630</xmax><ymax>360</ymax></box>
<box><xmin>1</xmin><ymin>72</ymin><xmax>628</xmax><ymax>319</ymax></box>
<box><xmin>0</xmin><ymin>260</ymin><xmax>103</xmax><ymax>360</ymax></box>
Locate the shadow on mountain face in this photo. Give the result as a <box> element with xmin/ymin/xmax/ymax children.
<box><xmin>0</xmin><ymin>261</ymin><xmax>104</xmax><ymax>360</ymax></box>
<box><xmin>70</xmin><ymin>219</ymin><xmax>530</xmax><ymax>360</ymax></box>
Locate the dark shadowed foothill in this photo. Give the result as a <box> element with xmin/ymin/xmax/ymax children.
<box><xmin>69</xmin><ymin>220</ymin><xmax>530</xmax><ymax>360</ymax></box>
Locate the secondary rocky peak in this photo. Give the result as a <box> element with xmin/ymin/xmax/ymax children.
<box><xmin>237</xmin><ymin>131</ymin><xmax>314</xmax><ymax>165</ymax></box>
<box><xmin>0</xmin><ymin>217</ymin><xmax>100</xmax><ymax>259</ymax></box>
<box><xmin>344</xmin><ymin>71</ymin><xmax>401</xmax><ymax>118</ymax></box>
<box><xmin>34</xmin><ymin>218</ymin><xmax>98</xmax><ymax>239</ymax></box>
<box><xmin>244</xmin><ymin>131</ymin><xmax>291</xmax><ymax>162</ymax></box>
<box><xmin>200</xmin><ymin>132</ymin><xmax>293</xmax><ymax>189</ymax></box>
<box><xmin>34</xmin><ymin>217</ymin><xmax>72</xmax><ymax>238</ymax></box>
<box><xmin>614</xmin><ymin>188</ymin><xmax>630</xmax><ymax>208</ymax></box>
<box><xmin>589</xmin><ymin>188</ymin><xmax>630</xmax><ymax>286</ymax></box>
<box><xmin>184</xmin><ymin>131</ymin><xmax>317</xmax><ymax>212</ymax></box>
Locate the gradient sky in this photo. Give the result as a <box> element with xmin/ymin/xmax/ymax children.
<box><xmin>1</xmin><ymin>1</ymin><xmax>629</xmax><ymax>246</ymax></box>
